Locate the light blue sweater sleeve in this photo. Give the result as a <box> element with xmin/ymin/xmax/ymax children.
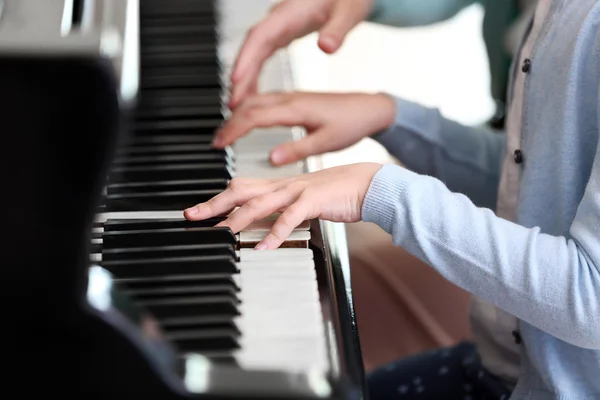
<box><xmin>361</xmin><ymin>156</ymin><xmax>600</xmax><ymax>349</ymax></box>
<box><xmin>373</xmin><ymin>96</ymin><xmax>505</xmax><ymax>209</ymax></box>
<box><xmin>367</xmin><ymin>0</ymin><xmax>479</xmax><ymax>27</ymax></box>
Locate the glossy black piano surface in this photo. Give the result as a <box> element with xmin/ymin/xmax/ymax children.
<box><xmin>0</xmin><ymin>0</ymin><xmax>366</xmax><ymax>398</ymax></box>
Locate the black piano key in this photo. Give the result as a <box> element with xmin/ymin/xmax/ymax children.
<box><xmin>140</xmin><ymin>88</ymin><xmax>222</xmax><ymax>107</ymax></box>
<box><xmin>141</xmin><ymin>69</ymin><xmax>220</xmax><ymax>90</ymax></box>
<box><xmin>108</xmin><ymin>162</ymin><xmax>233</xmax><ymax>183</ymax></box>
<box><xmin>142</xmin><ymin>64</ymin><xmax>220</xmax><ymax>78</ymax></box>
<box><xmin>129</xmin><ymin>135</ymin><xmax>216</xmax><ymax>145</ymax></box>
<box><xmin>141</xmin><ymin>50</ymin><xmax>218</xmax><ymax>68</ymax></box>
<box><xmin>163</xmin><ymin>322</ymin><xmax>240</xmax><ymax>344</ymax></box>
<box><xmin>103</xmin><ymin>218</ymin><xmax>227</xmax><ymax>231</ymax></box>
<box><xmin>91</xmin><ymin>231</ymin><xmax>102</xmax><ymax>240</ymax></box>
<box><xmin>166</xmin><ymin>327</ymin><xmax>240</xmax><ymax>353</ymax></box>
<box><xmin>141</xmin><ymin>73</ymin><xmax>221</xmax><ymax>90</ymax></box>
<box><xmin>102</xmin><ymin>243</ymin><xmax>237</xmax><ymax>262</ymax></box>
<box><xmin>142</xmin><ymin>14</ymin><xmax>216</xmax><ymax>28</ymax></box>
<box><xmin>107</xmin><ymin>179</ymin><xmax>229</xmax><ymax>195</ymax></box>
<box><xmin>102</xmin><ymin>227</ymin><xmax>237</xmax><ymax>248</ymax></box>
<box><xmin>161</xmin><ymin>320</ymin><xmax>239</xmax><ymax>336</ymax></box>
<box><xmin>121</xmin><ymin>274</ymin><xmax>239</xmax><ymax>292</ymax></box>
<box><xmin>90</xmin><ymin>242</ymin><xmax>102</xmax><ymax>255</ymax></box>
<box><xmin>159</xmin><ymin>314</ymin><xmax>237</xmax><ymax>329</ymax></box>
<box><xmin>134</xmin><ymin>119</ymin><xmax>222</xmax><ymax>136</ymax></box>
<box><xmin>136</xmin><ymin>105</ymin><xmax>223</xmax><ymax>121</ymax></box>
<box><xmin>197</xmin><ymin>353</ymin><xmax>238</xmax><ymax>364</ymax></box>
<box><xmin>141</xmin><ymin>42</ymin><xmax>216</xmax><ymax>55</ymax></box>
<box><xmin>105</xmin><ymin>190</ymin><xmax>221</xmax><ymax>212</ymax></box>
<box><xmin>101</xmin><ymin>255</ymin><xmax>239</xmax><ymax>278</ymax></box>
<box><xmin>162</xmin><ymin>320</ymin><xmax>239</xmax><ymax>334</ymax></box>
<box><xmin>113</xmin><ymin>153</ymin><xmax>229</xmax><ymax>166</ymax></box>
<box><xmin>116</xmin><ymin>143</ymin><xmax>231</xmax><ymax>157</ymax></box>
<box><xmin>138</xmin><ymin>295</ymin><xmax>240</xmax><ymax>319</ymax></box>
<box><xmin>140</xmin><ymin>55</ymin><xmax>223</xmax><ymax>71</ymax></box>
<box><xmin>141</xmin><ymin>24</ymin><xmax>216</xmax><ymax>37</ymax></box>
<box><xmin>123</xmin><ymin>281</ymin><xmax>238</xmax><ymax>300</ymax></box>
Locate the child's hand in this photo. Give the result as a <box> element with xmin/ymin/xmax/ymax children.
<box><xmin>229</xmin><ymin>0</ymin><xmax>374</xmax><ymax>108</ymax></box>
<box><xmin>184</xmin><ymin>162</ymin><xmax>383</xmax><ymax>249</ymax></box>
<box><xmin>214</xmin><ymin>92</ymin><xmax>396</xmax><ymax>166</ymax></box>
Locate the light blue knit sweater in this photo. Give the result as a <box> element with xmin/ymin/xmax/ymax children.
<box><xmin>361</xmin><ymin>1</ymin><xmax>600</xmax><ymax>398</ymax></box>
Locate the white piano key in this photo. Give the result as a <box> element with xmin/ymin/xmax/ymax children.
<box><xmin>234</xmin><ymin>161</ymin><xmax>305</xmax><ymax>179</ymax></box>
<box><xmin>234</xmin><ymin>272</ymin><xmax>317</xmax><ymax>288</ymax></box>
<box><xmin>238</xmin><ymin>284</ymin><xmax>319</xmax><ymax>297</ymax></box>
<box><xmin>232</xmin><ymin>269</ymin><xmax>316</xmax><ymax>288</ymax></box>
<box><xmin>236</xmin><ymin>322</ymin><xmax>324</xmax><ymax>339</ymax></box>
<box><xmin>238</xmin><ymin>273</ymin><xmax>317</xmax><ymax>284</ymax></box>
<box><xmin>96</xmin><ymin>211</ymin><xmax>185</xmax><ymax>222</ymax></box>
<box><xmin>245</xmin><ymin>216</ymin><xmax>310</xmax><ymax>231</ymax></box>
<box><xmin>239</xmin><ymin>230</ymin><xmax>309</xmax><ymax>244</ymax></box>
<box><xmin>234</xmin><ymin>248</ymin><xmax>328</xmax><ymax>372</ymax></box>
<box><xmin>233</xmin><ymin>132</ymin><xmax>296</xmax><ymax>148</ymax></box>
<box><xmin>235</xmin><ymin>339</ymin><xmax>328</xmax><ymax>372</ymax></box>
<box><xmin>238</xmin><ymin>248</ymin><xmax>314</xmax><ymax>261</ymax></box>
<box><xmin>238</xmin><ymin>127</ymin><xmax>296</xmax><ymax>138</ymax></box>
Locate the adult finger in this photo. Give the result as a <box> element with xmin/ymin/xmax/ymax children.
<box><xmin>230</xmin><ymin>0</ymin><xmax>326</xmax><ymax>106</ymax></box>
<box><xmin>213</xmin><ymin>104</ymin><xmax>306</xmax><ymax>148</ymax></box>
<box><xmin>228</xmin><ymin>92</ymin><xmax>290</xmax><ymax>114</ymax></box>
<box><xmin>229</xmin><ymin>79</ymin><xmax>259</xmax><ymax>109</ymax></box>
<box><xmin>230</xmin><ymin>23</ymin><xmax>276</xmax><ymax>86</ymax></box>
<box><xmin>215</xmin><ymin>189</ymin><xmax>299</xmax><ymax>234</ymax></box>
<box><xmin>229</xmin><ymin>8</ymin><xmax>296</xmax><ymax>106</ymax></box>
<box><xmin>255</xmin><ymin>194</ymin><xmax>313</xmax><ymax>249</ymax></box>
<box><xmin>269</xmin><ymin>128</ymin><xmax>332</xmax><ymax>165</ymax></box>
<box><xmin>318</xmin><ymin>0</ymin><xmax>366</xmax><ymax>53</ymax></box>
<box><xmin>229</xmin><ymin>61</ymin><xmax>266</xmax><ymax>109</ymax></box>
<box><xmin>215</xmin><ymin>93</ymin><xmax>291</xmax><ymax>146</ymax></box>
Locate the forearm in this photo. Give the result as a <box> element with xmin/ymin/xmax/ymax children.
<box><xmin>373</xmin><ymin>96</ymin><xmax>505</xmax><ymax>209</ymax></box>
<box><xmin>362</xmin><ymin>164</ymin><xmax>600</xmax><ymax>349</ymax></box>
<box><xmin>367</xmin><ymin>0</ymin><xmax>478</xmax><ymax>27</ymax></box>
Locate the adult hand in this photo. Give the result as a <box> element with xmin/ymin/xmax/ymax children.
<box><xmin>213</xmin><ymin>91</ymin><xmax>396</xmax><ymax>165</ymax></box>
<box><xmin>183</xmin><ymin>162</ymin><xmax>383</xmax><ymax>249</ymax></box>
<box><xmin>229</xmin><ymin>0</ymin><xmax>375</xmax><ymax>108</ymax></box>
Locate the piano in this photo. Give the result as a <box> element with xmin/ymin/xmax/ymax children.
<box><xmin>1</xmin><ymin>0</ymin><xmax>367</xmax><ymax>397</ymax></box>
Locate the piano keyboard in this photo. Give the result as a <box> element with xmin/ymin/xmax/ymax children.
<box><xmin>91</xmin><ymin>0</ymin><xmax>329</xmax><ymax>376</ymax></box>
<box><xmin>0</xmin><ymin>0</ymin><xmax>365</xmax><ymax>397</ymax></box>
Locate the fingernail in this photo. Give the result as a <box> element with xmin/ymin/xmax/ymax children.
<box><xmin>254</xmin><ymin>242</ymin><xmax>267</xmax><ymax>251</ymax></box>
<box><xmin>319</xmin><ymin>34</ymin><xmax>339</xmax><ymax>52</ymax></box>
<box><xmin>186</xmin><ymin>207</ymin><xmax>198</xmax><ymax>215</ymax></box>
<box><xmin>212</xmin><ymin>137</ymin><xmax>223</xmax><ymax>147</ymax></box>
<box><xmin>270</xmin><ymin>148</ymin><xmax>286</xmax><ymax>165</ymax></box>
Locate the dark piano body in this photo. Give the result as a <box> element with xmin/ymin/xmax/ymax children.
<box><xmin>0</xmin><ymin>0</ymin><xmax>367</xmax><ymax>398</ymax></box>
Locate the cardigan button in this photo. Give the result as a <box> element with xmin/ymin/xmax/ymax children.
<box><xmin>514</xmin><ymin>149</ymin><xmax>523</xmax><ymax>164</ymax></box>
<box><xmin>522</xmin><ymin>58</ymin><xmax>531</xmax><ymax>73</ymax></box>
<box><xmin>512</xmin><ymin>330</ymin><xmax>522</xmax><ymax>344</ymax></box>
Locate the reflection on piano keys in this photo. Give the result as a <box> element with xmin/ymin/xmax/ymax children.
<box><xmin>0</xmin><ymin>0</ymin><xmax>367</xmax><ymax>398</ymax></box>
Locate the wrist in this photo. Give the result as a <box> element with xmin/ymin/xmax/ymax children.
<box><xmin>369</xmin><ymin>92</ymin><xmax>397</xmax><ymax>136</ymax></box>
<box><xmin>361</xmin><ymin>163</ymin><xmax>418</xmax><ymax>231</ymax></box>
